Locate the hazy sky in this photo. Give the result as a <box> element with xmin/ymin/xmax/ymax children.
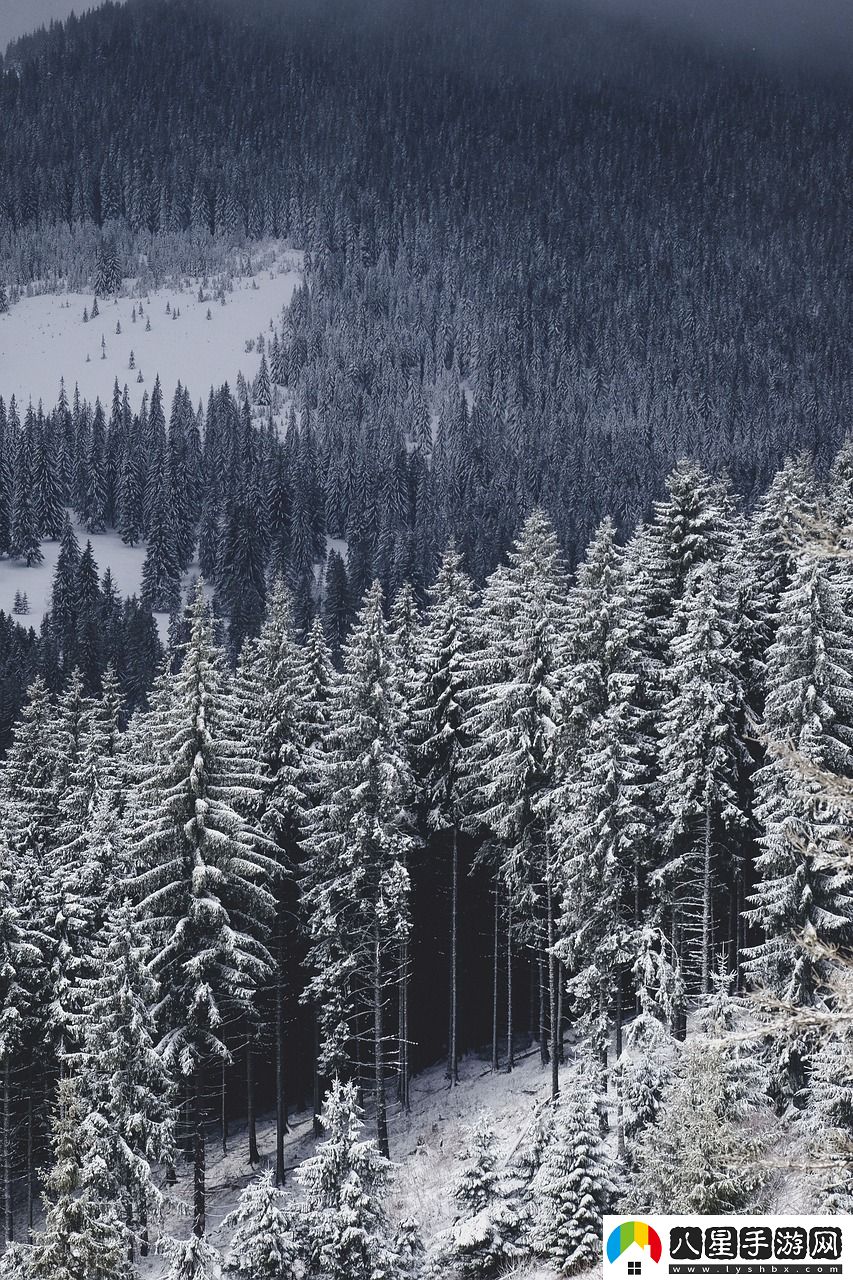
<box><xmin>0</xmin><ymin>0</ymin><xmax>100</xmax><ymax>52</ymax></box>
<box><xmin>2</xmin><ymin>0</ymin><xmax>851</xmax><ymax>71</ymax></box>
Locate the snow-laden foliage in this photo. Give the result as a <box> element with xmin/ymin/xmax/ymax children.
<box><xmin>223</xmin><ymin>1170</ymin><xmax>300</xmax><ymax>1280</ymax></box>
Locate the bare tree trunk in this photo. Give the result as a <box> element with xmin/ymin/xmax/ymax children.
<box><xmin>3</xmin><ymin>1060</ymin><xmax>12</xmax><ymax>1243</ymax></box>
<box><xmin>491</xmin><ymin>880</ymin><xmax>500</xmax><ymax>1072</ymax></box>
<box><xmin>615</xmin><ymin>975</ymin><xmax>625</xmax><ymax>1158</ymax></box>
<box><xmin>547</xmin><ymin>872</ymin><xmax>559</xmax><ymax>1100</ymax></box>
<box><xmin>193</xmin><ymin>1069</ymin><xmax>206</xmax><ymax>1238</ymax></box>
<box><xmin>374</xmin><ymin>924</ymin><xmax>390</xmax><ymax>1158</ymax></box>
<box><xmin>247</xmin><ymin>1046</ymin><xmax>259</xmax><ymax>1166</ymax></box>
<box><xmin>557</xmin><ymin>961</ymin><xmax>565</xmax><ymax>1064</ymax></box>
<box><xmin>448</xmin><ymin>826</ymin><xmax>459</xmax><ymax>1084</ymax></box>
<box><xmin>702</xmin><ymin>804</ymin><xmax>712</xmax><ymax>995</ymax></box>
<box><xmin>220</xmin><ymin>1059</ymin><xmax>227</xmax><ymax>1156</ymax></box>
<box><xmin>538</xmin><ymin>950</ymin><xmax>548</xmax><ymax>1066</ymax></box>
<box><xmin>506</xmin><ymin>898</ymin><xmax>514</xmax><ymax>1072</ymax></box>
<box><xmin>398</xmin><ymin>938</ymin><xmax>410</xmax><ymax>1111</ymax></box>
<box><xmin>312</xmin><ymin>1014</ymin><xmax>322</xmax><ymax>1138</ymax></box>
<box><xmin>26</xmin><ymin>1090</ymin><xmax>33</xmax><ymax>1240</ymax></box>
<box><xmin>275</xmin><ymin>965</ymin><xmax>286</xmax><ymax>1183</ymax></box>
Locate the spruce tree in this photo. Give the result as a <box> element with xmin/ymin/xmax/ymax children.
<box><xmin>26</xmin><ymin>1077</ymin><xmax>127</xmax><ymax>1280</ymax></box>
<box><xmin>296</xmin><ymin>1079</ymin><xmax>401</xmax><ymax>1280</ymax></box>
<box><xmin>126</xmin><ymin>585</ymin><xmax>276</xmax><ymax>1234</ymax></box>
<box><xmin>529</xmin><ymin>1091</ymin><xmax>617</xmax><ymax>1275</ymax></box>
<box><xmin>302</xmin><ymin>582</ymin><xmax>413</xmax><ymax>1156</ymax></box>
<box><xmin>659</xmin><ymin>563</ymin><xmax>749</xmax><ymax>994</ymax></box>
<box><xmin>223</xmin><ymin>1170</ymin><xmax>299</xmax><ymax>1280</ymax></box>
<box><xmin>412</xmin><ymin>544</ymin><xmax>476</xmax><ymax>1085</ymax></box>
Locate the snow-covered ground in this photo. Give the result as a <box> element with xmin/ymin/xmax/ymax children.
<box><xmin>141</xmin><ymin>1049</ymin><xmax>558</xmax><ymax>1278</ymax></box>
<box><xmin>0</xmin><ymin>247</ymin><xmax>302</xmax><ymax>413</ymax></box>
<box><xmin>0</xmin><ymin>515</ymin><xmax>201</xmax><ymax>637</ymax></box>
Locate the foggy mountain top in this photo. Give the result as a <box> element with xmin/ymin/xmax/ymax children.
<box><xmin>2</xmin><ymin>0</ymin><xmax>852</xmax><ymax>77</ymax></box>
<box><xmin>576</xmin><ymin>0</ymin><xmax>853</xmax><ymax>77</ymax></box>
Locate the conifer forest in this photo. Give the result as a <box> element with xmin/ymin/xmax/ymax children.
<box><xmin>0</xmin><ymin>0</ymin><xmax>850</xmax><ymax>1276</ymax></box>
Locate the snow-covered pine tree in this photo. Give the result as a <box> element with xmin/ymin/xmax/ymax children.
<box><xmin>76</xmin><ymin>901</ymin><xmax>176</xmax><ymax>1259</ymax></box>
<box><xmin>0</xmin><ymin>677</ymin><xmax>59</xmax><ymax>861</ymax></box>
<box><xmin>529</xmin><ymin>1089</ymin><xmax>617</xmax><ymax>1275</ymax></box>
<box><xmin>629</xmin><ymin>1034</ymin><xmax>766</xmax><ymax>1214</ymax></box>
<box><xmin>125</xmin><ymin>584</ymin><xmax>277</xmax><ymax>1234</ymax></box>
<box><xmin>302</xmin><ymin>582</ymin><xmax>413</xmax><ymax>1156</ymax></box>
<box><xmin>738</xmin><ymin>454</ymin><xmax>817</xmax><ymax>710</ymax></box>
<box><xmin>296</xmin><ymin>1078</ymin><xmax>402</xmax><ymax>1280</ymax></box>
<box><xmin>25</xmin><ymin>1076</ymin><xmax>127</xmax><ymax>1280</ymax></box>
<box><xmin>223</xmin><ymin>1169</ymin><xmax>299</xmax><ymax>1280</ymax></box>
<box><xmin>745</xmin><ymin>549</ymin><xmax>853</xmax><ymax>1096</ymax></box>
<box><xmin>433</xmin><ymin>1114</ymin><xmax>524</xmax><ymax>1278</ymax></box>
<box><xmin>460</xmin><ymin>510</ymin><xmax>568</xmax><ymax>1091</ymax></box>
<box><xmin>658</xmin><ymin>563</ymin><xmax>749</xmax><ymax>994</ymax></box>
<box><xmin>0</xmin><ymin>861</ymin><xmax>46</xmax><ymax>1246</ymax></box>
<box><xmin>411</xmin><ymin>544</ymin><xmax>476</xmax><ymax>1086</ymax></box>
<box><xmin>555</xmin><ymin>670</ymin><xmax>652</xmax><ymax>1120</ymax></box>
<box><xmin>164</xmin><ymin>1234</ymin><xmax>222</xmax><ymax>1280</ymax></box>
<box><xmin>808</xmin><ymin>1027</ymin><xmax>853</xmax><ymax>1211</ymax></box>
<box><xmin>230</xmin><ymin>578</ymin><xmax>309</xmax><ymax>1177</ymax></box>
<box><xmin>140</xmin><ymin>465</ymin><xmax>181</xmax><ymax>614</ymax></box>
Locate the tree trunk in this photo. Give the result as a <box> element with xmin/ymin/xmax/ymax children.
<box><xmin>374</xmin><ymin>923</ymin><xmax>390</xmax><ymax>1158</ymax></box>
<box><xmin>506</xmin><ymin>898</ymin><xmax>514</xmax><ymax>1072</ymax></box>
<box><xmin>702</xmin><ymin>803</ymin><xmax>712</xmax><ymax>995</ymax></box>
<box><xmin>247</xmin><ymin>1045</ymin><xmax>259</xmax><ymax>1166</ymax></box>
<box><xmin>448</xmin><ymin>826</ymin><xmax>459</xmax><ymax>1084</ymax></box>
<box><xmin>26</xmin><ymin>1089</ymin><xmax>33</xmax><ymax>1240</ymax></box>
<box><xmin>537</xmin><ymin>950</ymin><xmax>547</xmax><ymax>1065</ymax></box>
<box><xmin>398</xmin><ymin>938</ymin><xmax>410</xmax><ymax>1111</ymax></box>
<box><xmin>3</xmin><ymin>1060</ymin><xmax>12</xmax><ymax>1243</ymax></box>
<box><xmin>615</xmin><ymin>975</ymin><xmax>625</xmax><ymax>1158</ymax></box>
<box><xmin>557</xmin><ymin>961</ymin><xmax>565</xmax><ymax>1064</ymax></box>
<box><xmin>312</xmin><ymin>1013</ymin><xmax>322</xmax><ymax>1138</ymax></box>
<box><xmin>491</xmin><ymin>880</ymin><xmax>500</xmax><ymax>1072</ymax></box>
<box><xmin>220</xmin><ymin>1059</ymin><xmax>227</xmax><ymax>1156</ymax></box>
<box><xmin>193</xmin><ymin>1069</ymin><xmax>206</xmax><ymax>1238</ymax></box>
<box><xmin>275</xmin><ymin>964</ymin><xmax>286</xmax><ymax>1183</ymax></box>
<box><xmin>547</xmin><ymin>873</ymin><xmax>559</xmax><ymax>1100</ymax></box>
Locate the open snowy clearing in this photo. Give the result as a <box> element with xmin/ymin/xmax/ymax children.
<box><xmin>0</xmin><ymin>246</ymin><xmax>302</xmax><ymax>412</ymax></box>
<box><xmin>0</xmin><ymin>516</ymin><xmax>200</xmax><ymax>637</ymax></box>
<box><xmin>140</xmin><ymin>1050</ymin><xmax>559</xmax><ymax>1279</ymax></box>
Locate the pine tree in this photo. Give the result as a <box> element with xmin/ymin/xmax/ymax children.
<box><xmin>223</xmin><ymin>1170</ymin><xmax>299</xmax><ymax>1280</ymax></box>
<box><xmin>529</xmin><ymin>1090</ymin><xmax>617</xmax><ymax>1275</ymax></box>
<box><xmin>231</xmin><ymin>579</ymin><xmax>309</xmax><ymax>1178</ymax></box>
<box><xmin>302</xmin><ymin>583</ymin><xmax>413</xmax><ymax>1156</ymax></box>
<box><xmin>140</xmin><ymin>467</ymin><xmax>181</xmax><ymax>613</ymax></box>
<box><xmin>164</xmin><ymin>1235</ymin><xmax>222</xmax><ymax>1280</ymax></box>
<box><xmin>629</xmin><ymin>1035</ymin><xmax>766</xmax><ymax>1214</ymax></box>
<box><xmin>412</xmin><ymin>544</ymin><xmax>476</xmax><ymax>1085</ymax></box>
<box><xmin>434</xmin><ymin>1114</ymin><xmax>524</xmax><ymax>1279</ymax></box>
<box><xmin>460</xmin><ymin>510</ymin><xmax>568</xmax><ymax>1089</ymax></box>
<box><xmin>126</xmin><ymin>585</ymin><xmax>276</xmax><ymax>1234</ymax></box>
<box><xmin>76</xmin><ymin>901</ymin><xmax>176</xmax><ymax>1253</ymax></box>
<box><xmin>296</xmin><ymin>1079</ymin><xmax>401</xmax><ymax>1280</ymax></box>
<box><xmin>26</xmin><ymin>1077</ymin><xmax>127</xmax><ymax>1280</ymax></box>
<box><xmin>659</xmin><ymin>563</ymin><xmax>749</xmax><ymax>994</ymax></box>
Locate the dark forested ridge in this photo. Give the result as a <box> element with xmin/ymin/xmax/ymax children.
<box><xmin>0</xmin><ymin>0</ymin><xmax>850</xmax><ymax>578</ymax></box>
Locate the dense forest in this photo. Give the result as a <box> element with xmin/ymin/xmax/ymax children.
<box><xmin>0</xmin><ymin>0</ymin><xmax>850</xmax><ymax>570</ymax></box>
<box><xmin>0</xmin><ymin>0</ymin><xmax>850</xmax><ymax>1275</ymax></box>
<box><xmin>0</xmin><ymin>447</ymin><xmax>852</xmax><ymax>1276</ymax></box>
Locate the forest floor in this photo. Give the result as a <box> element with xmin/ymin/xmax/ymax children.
<box><xmin>143</xmin><ymin>1047</ymin><xmax>561</xmax><ymax>1277</ymax></box>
